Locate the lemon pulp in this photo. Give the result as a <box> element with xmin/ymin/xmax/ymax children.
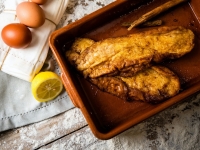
<box><xmin>31</xmin><ymin>71</ymin><xmax>63</xmax><ymax>102</ymax></box>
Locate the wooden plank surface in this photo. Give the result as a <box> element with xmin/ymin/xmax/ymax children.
<box><xmin>37</xmin><ymin>96</ymin><xmax>200</xmax><ymax>150</ymax></box>
<box><xmin>1</xmin><ymin>94</ymin><xmax>199</xmax><ymax>150</ymax></box>
<box><xmin>0</xmin><ymin>1</ymin><xmax>200</xmax><ymax>149</ymax></box>
<box><xmin>0</xmin><ymin>108</ymin><xmax>87</xmax><ymax>149</ymax></box>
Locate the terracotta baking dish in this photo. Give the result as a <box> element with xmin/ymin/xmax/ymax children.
<box><xmin>49</xmin><ymin>0</ymin><xmax>200</xmax><ymax>139</ymax></box>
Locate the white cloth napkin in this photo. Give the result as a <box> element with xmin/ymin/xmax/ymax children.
<box><xmin>0</xmin><ymin>0</ymin><xmax>69</xmax><ymax>81</ymax></box>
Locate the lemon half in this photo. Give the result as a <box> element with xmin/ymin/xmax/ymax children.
<box><xmin>31</xmin><ymin>71</ymin><xmax>63</xmax><ymax>102</ymax></box>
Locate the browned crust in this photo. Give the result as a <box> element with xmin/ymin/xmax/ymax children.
<box><xmin>66</xmin><ymin>26</ymin><xmax>194</xmax><ymax>78</ymax></box>
<box><xmin>65</xmin><ymin>26</ymin><xmax>193</xmax><ymax>103</ymax></box>
<box><xmin>90</xmin><ymin>66</ymin><xmax>180</xmax><ymax>103</ymax></box>
<box><xmin>90</xmin><ymin>76</ymin><xmax>128</xmax><ymax>100</ymax></box>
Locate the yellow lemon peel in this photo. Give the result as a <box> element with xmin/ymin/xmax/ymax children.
<box><xmin>31</xmin><ymin>71</ymin><xmax>63</xmax><ymax>102</ymax></box>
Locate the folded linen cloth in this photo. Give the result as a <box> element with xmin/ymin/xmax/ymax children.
<box><xmin>0</xmin><ymin>0</ymin><xmax>69</xmax><ymax>81</ymax></box>
<box><xmin>0</xmin><ymin>0</ymin><xmax>74</xmax><ymax>132</ymax></box>
<box><xmin>0</xmin><ymin>55</ymin><xmax>74</xmax><ymax>132</ymax></box>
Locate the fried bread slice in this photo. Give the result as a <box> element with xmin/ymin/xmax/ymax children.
<box><xmin>90</xmin><ymin>66</ymin><xmax>180</xmax><ymax>103</ymax></box>
<box><xmin>66</xmin><ymin>26</ymin><xmax>194</xmax><ymax>78</ymax></box>
<box><xmin>66</xmin><ymin>38</ymin><xmax>95</xmax><ymax>65</ymax></box>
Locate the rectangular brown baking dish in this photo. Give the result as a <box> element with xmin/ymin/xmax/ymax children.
<box><xmin>49</xmin><ymin>0</ymin><xmax>200</xmax><ymax>140</ymax></box>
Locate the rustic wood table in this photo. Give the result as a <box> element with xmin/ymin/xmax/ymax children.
<box><xmin>0</xmin><ymin>0</ymin><xmax>200</xmax><ymax>149</ymax></box>
<box><xmin>0</xmin><ymin>96</ymin><xmax>200</xmax><ymax>150</ymax></box>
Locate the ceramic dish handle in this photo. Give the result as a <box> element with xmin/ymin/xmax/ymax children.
<box><xmin>60</xmin><ymin>73</ymin><xmax>80</xmax><ymax>108</ymax></box>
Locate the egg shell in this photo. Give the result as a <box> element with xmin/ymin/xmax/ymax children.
<box><xmin>1</xmin><ymin>23</ymin><xmax>32</xmax><ymax>49</ymax></box>
<box><xmin>16</xmin><ymin>2</ymin><xmax>45</xmax><ymax>28</ymax></box>
<box><xmin>31</xmin><ymin>0</ymin><xmax>48</xmax><ymax>5</ymax></box>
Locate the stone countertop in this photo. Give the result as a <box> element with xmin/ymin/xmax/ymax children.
<box><xmin>0</xmin><ymin>0</ymin><xmax>200</xmax><ymax>149</ymax></box>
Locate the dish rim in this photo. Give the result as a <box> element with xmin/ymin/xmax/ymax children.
<box><xmin>49</xmin><ymin>0</ymin><xmax>200</xmax><ymax>139</ymax></box>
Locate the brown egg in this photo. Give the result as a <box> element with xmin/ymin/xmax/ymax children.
<box><xmin>1</xmin><ymin>23</ymin><xmax>32</xmax><ymax>49</ymax></box>
<box><xmin>16</xmin><ymin>2</ymin><xmax>45</xmax><ymax>28</ymax></box>
<box><xmin>31</xmin><ymin>0</ymin><xmax>48</xmax><ymax>5</ymax></box>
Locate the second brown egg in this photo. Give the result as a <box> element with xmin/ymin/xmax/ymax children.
<box><xmin>16</xmin><ymin>2</ymin><xmax>45</xmax><ymax>28</ymax></box>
